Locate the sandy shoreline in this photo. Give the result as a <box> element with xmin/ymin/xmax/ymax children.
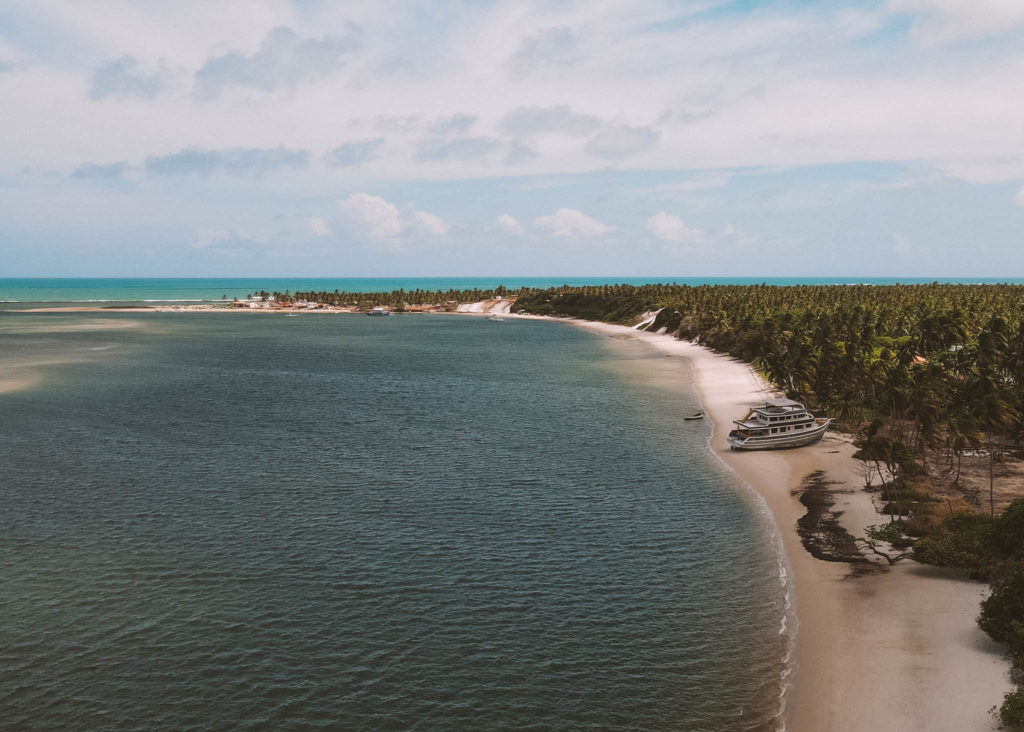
<box><xmin>564</xmin><ymin>318</ymin><xmax>1012</xmax><ymax>732</ymax></box>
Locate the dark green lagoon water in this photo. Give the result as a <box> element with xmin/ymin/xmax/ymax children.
<box><xmin>0</xmin><ymin>311</ymin><xmax>793</xmax><ymax>730</ymax></box>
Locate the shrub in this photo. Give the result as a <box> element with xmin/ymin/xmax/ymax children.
<box><xmin>866</xmin><ymin>522</ymin><xmax>905</xmax><ymax>543</ymax></box>
<box><xmin>882</xmin><ymin>502</ymin><xmax>910</xmax><ymax>516</ymax></box>
<box><xmin>1000</xmin><ymin>689</ymin><xmax>1024</xmax><ymax>730</ymax></box>
<box><xmin>913</xmin><ymin>511</ymin><xmax>995</xmax><ymax>577</ymax></box>
<box><xmin>979</xmin><ymin>560</ymin><xmax>1024</xmax><ymax>662</ymax></box>
<box><xmin>993</xmin><ymin>498</ymin><xmax>1024</xmax><ymax>559</ymax></box>
<box><xmin>880</xmin><ymin>487</ymin><xmax>941</xmax><ymax>502</ymax></box>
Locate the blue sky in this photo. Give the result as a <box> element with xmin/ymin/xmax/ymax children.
<box><xmin>2</xmin><ymin>0</ymin><xmax>1024</xmax><ymax>276</ymax></box>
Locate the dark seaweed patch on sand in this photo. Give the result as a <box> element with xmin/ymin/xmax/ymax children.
<box><xmin>795</xmin><ymin>471</ymin><xmax>877</xmax><ymax>576</ymax></box>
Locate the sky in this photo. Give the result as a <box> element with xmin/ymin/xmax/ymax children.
<box><xmin>1</xmin><ymin>0</ymin><xmax>1023</xmax><ymax>277</ymax></box>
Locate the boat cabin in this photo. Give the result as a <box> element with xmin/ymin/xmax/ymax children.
<box><xmin>727</xmin><ymin>398</ymin><xmax>830</xmax><ymax>450</ymax></box>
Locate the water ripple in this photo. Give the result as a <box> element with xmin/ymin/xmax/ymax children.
<box><xmin>1</xmin><ymin>315</ymin><xmax>789</xmax><ymax>731</ymax></box>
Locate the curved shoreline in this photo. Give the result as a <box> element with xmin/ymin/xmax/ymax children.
<box><xmin>3</xmin><ymin>305</ymin><xmax>1014</xmax><ymax>728</ymax></box>
<box><xmin>561</xmin><ymin>318</ymin><xmax>1012</xmax><ymax>732</ymax></box>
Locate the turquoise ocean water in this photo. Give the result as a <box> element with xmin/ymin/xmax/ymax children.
<box><xmin>2</xmin><ymin>276</ymin><xmax>1023</xmax><ymax>303</ymax></box>
<box><xmin>0</xmin><ymin>308</ymin><xmax>793</xmax><ymax>730</ymax></box>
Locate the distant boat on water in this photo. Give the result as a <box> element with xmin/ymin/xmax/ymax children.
<box><xmin>366</xmin><ymin>306</ymin><xmax>390</xmax><ymax>316</ymax></box>
<box><xmin>487</xmin><ymin>314</ymin><xmax>506</xmax><ymax>322</ymax></box>
<box><xmin>684</xmin><ymin>411</ymin><xmax>705</xmax><ymax>420</ymax></box>
<box><xmin>727</xmin><ymin>398</ymin><xmax>830</xmax><ymax>450</ymax></box>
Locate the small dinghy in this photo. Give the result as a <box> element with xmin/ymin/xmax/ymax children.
<box><xmin>684</xmin><ymin>411</ymin><xmax>705</xmax><ymax>420</ymax></box>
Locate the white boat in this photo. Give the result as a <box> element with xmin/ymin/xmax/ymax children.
<box><xmin>366</xmin><ymin>306</ymin><xmax>390</xmax><ymax>316</ymax></box>
<box><xmin>727</xmin><ymin>398</ymin><xmax>831</xmax><ymax>450</ymax></box>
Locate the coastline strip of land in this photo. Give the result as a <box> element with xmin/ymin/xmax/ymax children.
<box><xmin>564</xmin><ymin>318</ymin><xmax>1011</xmax><ymax>732</ymax></box>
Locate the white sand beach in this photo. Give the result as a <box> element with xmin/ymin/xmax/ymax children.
<box><xmin>564</xmin><ymin>318</ymin><xmax>1013</xmax><ymax>732</ymax></box>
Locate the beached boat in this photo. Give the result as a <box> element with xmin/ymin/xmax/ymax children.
<box><xmin>727</xmin><ymin>398</ymin><xmax>830</xmax><ymax>450</ymax></box>
<box><xmin>366</xmin><ymin>306</ymin><xmax>390</xmax><ymax>316</ymax></box>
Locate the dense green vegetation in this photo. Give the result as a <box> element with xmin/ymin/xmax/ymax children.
<box><xmin>515</xmin><ymin>284</ymin><xmax>1024</xmax><ymax>508</ymax></box>
<box><xmin>515</xmin><ymin>283</ymin><xmax>1022</xmax><ymax>433</ymax></box>
<box><xmin>257</xmin><ymin>286</ymin><xmax>517</xmax><ymax>309</ymax></box>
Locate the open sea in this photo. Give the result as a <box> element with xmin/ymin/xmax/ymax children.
<box><xmin>0</xmin><ymin>305</ymin><xmax>795</xmax><ymax>730</ymax></box>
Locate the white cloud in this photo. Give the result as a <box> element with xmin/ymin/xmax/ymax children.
<box><xmin>372</xmin><ymin>115</ymin><xmax>420</xmax><ymax>134</ymax></box>
<box><xmin>504</xmin><ymin>139</ymin><xmax>537</xmax><ymax>165</ymax></box>
<box><xmin>90</xmin><ymin>56</ymin><xmax>166</xmax><ymax>100</ymax></box>
<box><xmin>496</xmin><ymin>213</ymin><xmax>524</xmax><ymax>235</ymax></box>
<box><xmin>645</xmin><ymin>212</ymin><xmax>703</xmax><ymax>244</ymax></box>
<box><xmin>339</xmin><ymin>193</ymin><xmax>402</xmax><ymax>238</ymax></box>
<box><xmin>308</xmin><ymin>217</ymin><xmax>328</xmax><ymax>237</ymax></box>
<box><xmin>508</xmin><ymin>27</ymin><xmax>581</xmax><ymax>77</ymax></box>
<box><xmin>889</xmin><ymin>0</ymin><xmax>1024</xmax><ymax>45</ymax></box>
<box><xmin>194</xmin><ymin>228</ymin><xmax>230</xmax><ymax>249</ymax></box>
<box><xmin>195</xmin><ymin>24</ymin><xmax>362</xmax><ymax>97</ymax></box>
<box><xmin>1014</xmin><ymin>186</ymin><xmax>1024</xmax><ymax>206</ymax></box>
<box><xmin>585</xmin><ymin>124</ymin><xmax>660</xmax><ymax>160</ymax></box>
<box><xmin>499</xmin><ymin>105</ymin><xmax>601</xmax><ymax>138</ymax></box>
<box><xmin>722</xmin><ymin>223</ymin><xmax>757</xmax><ymax>248</ymax></box>
<box><xmin>145</xmin><ymin>147</ymin><xmax>309</xmax><ymax>177</ymax></box>
<box><xmin>535</xmin><ymin>208</ymin><xmax>614</xmax><ymax>238</ymax></box>
<box><xmin>73</xmin><ymin>161</ymin><xmax>129</xmax><ymax>179</ymax></box>
<box><xmin>338</xmin><ymin>194</ymin><xmax>445</xmax><ymax>238</ymax></box>
<box><xmin>414</xmin><ymin>136</ymin><xmax>502</xmax><ymax>162</ymax></box>
<box><xmin>427</xmin><ymin>114</ymin><xmax>477</xmax><ymax>135</ymax></box>
<box><xmin>326</xmin><ymin>138</ymin><xmax>384</xmax><ymax>167</ymax></box>
<box><xmin>5</xmin><ymin>2</ymin><xmax>1024</xmax><ymax>184</ymax></box>
<box><xmin>414</xmin><ymin>210</ymin><xmax>447</xmax><ymax>236</ymax></box>
<box><xmin>6</xmin><ymin>1</ymin><xmax>1024</xmax><ymax>276</ymax></box>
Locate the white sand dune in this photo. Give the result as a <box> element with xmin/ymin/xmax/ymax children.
<box><xmin>455</xmin><ymin>298</ymin><xmax>514</xmax><ymax>314</ymax></box>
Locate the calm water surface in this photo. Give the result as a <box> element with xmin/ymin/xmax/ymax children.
<box><xmin>0</xmin><ymin>311</ymin><xmax>791</xmax><ymax>730</ymax></box>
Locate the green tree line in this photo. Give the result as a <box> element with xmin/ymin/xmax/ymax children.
<box><xmin>261</xmin><ymin>285</ymin><xmax>519</xmax><ymax>308</ymax></box>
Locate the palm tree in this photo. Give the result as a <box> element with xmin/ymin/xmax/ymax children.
<box><xmin>946</xmin><ymin>411</ymin><xmax>981</xmax><ymax>484</ymax></box>
<box><xmin>970</xmin><ymin>376</ymin><xmax>1020</xmax><ymax>518</ymax></box>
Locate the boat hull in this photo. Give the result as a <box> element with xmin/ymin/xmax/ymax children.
<box><xmin>727</xmin><ymin>419</ymin><xmax>831</xmax><ymax>450</ymax></box>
